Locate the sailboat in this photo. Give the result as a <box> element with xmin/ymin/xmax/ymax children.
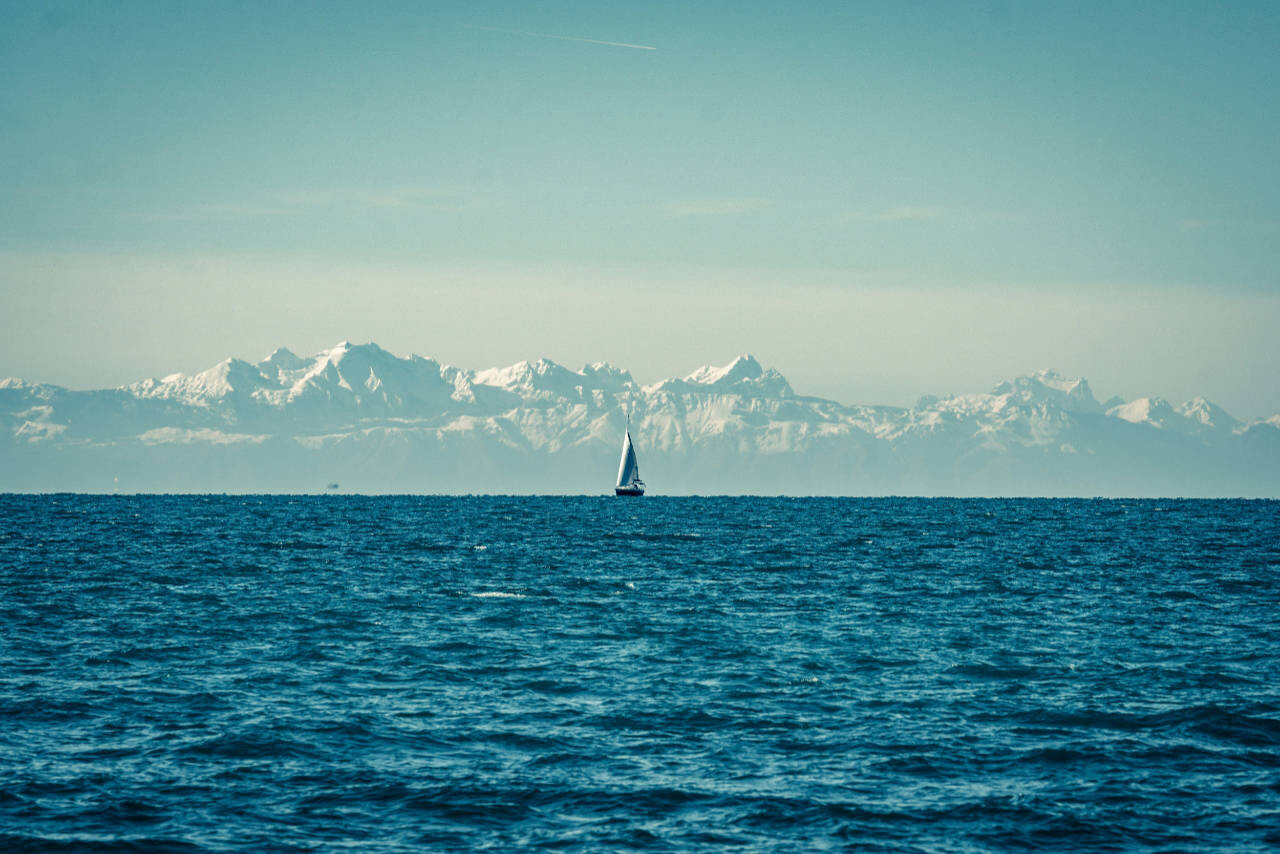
<box><xmin>615</xmin><ymin>424</ymin><xmax>645</xmax><ymax>496</ymax></box>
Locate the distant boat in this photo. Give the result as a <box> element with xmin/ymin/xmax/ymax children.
<box><xmin>615</xmin><ymin>425</ymin><xmax>645</xmax><ymax>496</ymax></box>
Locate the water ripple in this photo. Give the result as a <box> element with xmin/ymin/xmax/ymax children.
<box><xmin>1</xmin><ymin>495</ymin><xmax>1278</xmax><ymax>851</ymax></box>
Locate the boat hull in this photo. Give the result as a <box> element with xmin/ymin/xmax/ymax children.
<box><xmin>614</xmin><ymin>486</ymin><xmax>645</xmax><ymax>496</ymax></box>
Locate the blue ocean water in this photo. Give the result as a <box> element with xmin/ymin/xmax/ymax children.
<box><xmin>2</xmin><ymin>496</ymin><xmax>1279</xmax><ymax>852</ymax></box>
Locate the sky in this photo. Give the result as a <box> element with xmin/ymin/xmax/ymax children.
<box><xmin>2</xmin><ymin>0</ymin><xmax>1278</xmax><ymax>416</ymax></box>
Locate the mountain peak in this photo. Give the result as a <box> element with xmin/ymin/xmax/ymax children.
<box><xmin>582</xmin><ymin>361</ymin><xmax>636</xmax><ymax>391</ymax></box>
<box><xmin>531</xmin><ymin>357</ymin><xmax>566</xmax><ymax>375</ymax></box>
<box><xmin>663</xmin><ymin>354</ymin><xmax>792</xmax><ymax>398</ymax></box>
<box><xmin>1108</xmin><ymin>396</ymin><xmax>1176</xmax><ymax>427</ymax></box>
<box><xmin>1176</xmin><ymin>396</ymin><xmax>1241</xmax><ymax>429</ymax></box>
<box><xmin>993</xmin><ymin>369</ymin><xmax>1100</xmax><ymax>413</ymax></box>
<box><xmin>307</xmin><ymin>341</ymin><xmax>410</xmax><ymax>377</ymax></box>
<box><xmin>472</xmin><ymin>357</ymin><xmax>583</xmax><ymax>399</ymax></box>
<box><xmin>685</xmin><ymin>354</ymin><xmax>764</xmax><ymax>385</ymax></box>
<box><xmin>323</xmin><ymin>340</ymin><xmax>383</xmax><ymax>358</ymax></box>
<box><xmin>259</xmin><ymin>346</ymin><xmax>307</xmax><ymax>372</ymax></box>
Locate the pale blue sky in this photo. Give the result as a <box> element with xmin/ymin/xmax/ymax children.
<box><xmin>2</xmin><ymin>1</ymin><xmax>1278</xmax><ymax>415</ymax></box>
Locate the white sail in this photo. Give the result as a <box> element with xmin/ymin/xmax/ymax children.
<box><xmin>616</xmin><ymin>430</ymin><xmax>640</xmax><ymax>487</ymax></box>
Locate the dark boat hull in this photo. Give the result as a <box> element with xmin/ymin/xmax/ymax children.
<box><xmin>614</xmin><ymin>486</ymin><xmax>645</xmax><ymax>496</ymax></box>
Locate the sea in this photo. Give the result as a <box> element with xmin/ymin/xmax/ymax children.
<box><xmin>2</xmin><ymin>495</ymin><xmax>1278</xmax><ymax>852</ymax></box>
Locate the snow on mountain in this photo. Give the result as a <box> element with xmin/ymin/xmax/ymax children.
<box><xmin>685</xmin><ymin>353</ymin><xmax>764</xmax><ymax>386</ymax></box>
<box><xmin>2</xmin><ymin>344</ymin><xmax>1277</xmax><ymax>495</ymax></box>
<box><xmin>877</xmin><ymin>370</ymin><xmax>1102</xmax><ymax>453</ymax></box>
<box><xmin>258</xmin><ymin>346</ymin><xmax>309</xmax><ymax>375</ymax></box>
<box><xmin>1105</xmin><ymin>395</ymin><xmax>1244</xmax><ymax>438</ymax></box>
<box><xmin>125</xmin><ymin>341</ymin><xmax>464</xmax><ymax>428</ymax></box>
<box><xmin>1108</xmin><ymin>397</ymin><xmax>1179</xmax><ymax>428</ymax></box>
<box><xmin>992</xmin><ymin>369</ymin><xmax>1102</xmax><ymax>414</ymax></box>
<box><xmin>1176</xmin><ymin>397</ymin><xmax>1243</xmax><ymax>434</ymax></box>
<box><xmin>131</xmin><ymin>358</ymin><xmax>273</xmax><ymax>406</ymax></box>
<box><xmin>581</xmin><ymin>362</ymin><xmax>636</xmax><ymax>393</ymax></box>
<box><xmin>274</xmin><ymin>340</ymin><xmax>457</xmax><ymax>414</ymax></box>
<box><xmin>473</xmin><ymin>358</ymin><xmax>596</xmax><ymax>401</ymax></box>
<box><xmin>654</xmin><ymin>354</ymin><xmax>794</xmax><ymax>398</ymax></box>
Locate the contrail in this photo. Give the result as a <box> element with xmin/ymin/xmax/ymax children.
<box><xmin>466</xmin><ymin>24</ymin><xmax>657</xmax><ymax>51</ymax></box>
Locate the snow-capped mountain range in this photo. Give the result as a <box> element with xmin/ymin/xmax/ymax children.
<box><xmin>3</xmin><ymin>342</ymin><xmax>1277</xmax><ymax>495</ymax></box>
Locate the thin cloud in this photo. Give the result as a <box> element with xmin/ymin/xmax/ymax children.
<box><xmin>667</xmin><ymin>199</ymin><xmax>771</xmax><ymax>218</ymax></box>
<box><xmin>872</xmin><ymin>206</ymin><xmax>946</xmax><ymax>222</ymax></box>
<box><xmin>828</xmin><ymin>206</ymin><xmax>946</xmax><ymax>226</ymax></box>
<box><xmin>1179</xmin><ymin>217</ymin><xmax>1280</xmax><ymax>235</ymax></box>
<box><xmin>832</xmin><ymin>206</ymin><xmax>1036</xmax><ymax>226</ymax></box>
<box><xmin>131</xmin><ymin>187</ymin><xmax>478</xmax><ymax>222</ymax></box>
<box><xmin>466</xmin><ymin>24</ymin><xmax>656</xmax><ymax>51</ymax></box>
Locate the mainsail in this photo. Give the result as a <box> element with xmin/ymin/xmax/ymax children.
<box><xmin>616</xmin><ymin>430</ymin><xmax>640</xmax><ymax>488</ymax></box>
